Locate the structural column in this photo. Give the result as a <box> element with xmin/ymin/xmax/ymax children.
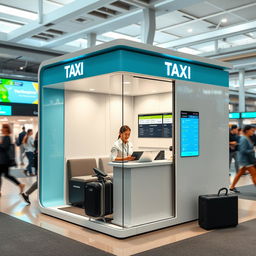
<box><xmin>38</xmin><ymin>0</ymin><xmax>43</xmax><ymax>24</ymax></box>
<box><xmin>87</xmin><ymin>33</ymin><xmax>96</xmax><ymax>48</ymax></box>
<box><xmin>141</xmin><ymin>8</ymin><xmax>155</xmax><ymax>45</ymax></box>
<box><xmin>238</xmin><ymin>70</ymin><xmax>245</xmax><ymax>113</ymax></box>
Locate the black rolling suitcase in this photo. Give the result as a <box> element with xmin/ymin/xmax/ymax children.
<box><xmin>199</xmin><ymin>187</ymin><xmax>238</xmax><ymax>230</ymax></box>
<box><xmin>84</xmin><ymin>168</ymin><xmax>113</xmax><ymax>217</ymax></box>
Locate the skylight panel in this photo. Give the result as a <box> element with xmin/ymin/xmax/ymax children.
<box><xmin>102</xmin><ymin>32</ymin><xmax>140</xmax><ymax>42</ymax></box>
<box><xmin>0</xmin><ymin>20</ymin><xmax>22</xmax><ymax>33</ymax></box>
<box><xmin>0</xmin><ymin>5</ymin><xmax>37</xmax><ymax>20</ymax></box>
<box><xmin>178</xmin><ymin>47</ymin><xmax>201</xmax><ymax>55</ymax></box>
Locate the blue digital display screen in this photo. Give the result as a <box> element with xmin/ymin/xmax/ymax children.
<box><xmin>0</xmin><ymin>105</ymin><xmax>12</xmax><ymax>115</ymax></box>
<box><xmin>241</xmin><ymin>112</ymin><xmax>256</xmax><ymax>118</ymax></box>
<box><xmin>180</xmin><ymin>111</ymin><xmax>199</xmax><ymax>157</ymax></box>
<box><xmin>229</xmin><ymin>112</ymin><xmax>240</xmax><ymax>119</ymax></box>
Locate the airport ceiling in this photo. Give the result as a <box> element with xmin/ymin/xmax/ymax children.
<box><xmin>0</xmin><ymin>0</ymin><xmax>256</xmax><ymax>92</ymax></box>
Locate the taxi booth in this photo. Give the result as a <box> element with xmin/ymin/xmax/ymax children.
<box><xmin>39</xmin><ymin>40</ymin><xmax>231</xmax><ymax>238</ymax></box>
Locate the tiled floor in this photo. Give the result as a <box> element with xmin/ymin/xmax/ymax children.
<box><xmin>0</xmin><ymin>171</ymin><xmax>256</xmax><ymax>256</ymax></box>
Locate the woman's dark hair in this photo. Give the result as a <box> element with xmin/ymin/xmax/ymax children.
<box><xmin>2</xmin><ymin>124</ymin><xmax>11</xmax><ymax>135</ymax></box>
<box><xmin>243</xmin><ymin>125</ymin><xmax>253</xmax><ymax>133</ymax></box>
<box><xmin>24</xmin><ymin>129</ymin><xmax>33</xmax><ymax>144</ymax></box>
<box><xmin>35</xmin><ymin>131</ymin><xmax>38</xmax><ymax>141</ymax></box>
<box><xmin>118</xmin><ymin>125</ymin><xmax>131</xmax><ymax>139</ymax></box>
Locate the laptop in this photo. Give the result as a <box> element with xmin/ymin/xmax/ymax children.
<box><xmin>154</xmin><ymin>150</ymin><xmax>165</xmax><ymax>160</ymax></box>
<box><xmin>138</xmin><ymin>151</ymin><xmax>154</xmax><ymax>162</ymax></box>
<box><xmin>131</xmin><ymin>151</ymin><xmax>144</xmax><ymax>160</ymax></box>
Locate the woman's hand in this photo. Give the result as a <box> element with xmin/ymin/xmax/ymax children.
<box><xmin>126</xmin><ymin>156</ymin><xmax>135</xmax><ymax>161</ymax></box>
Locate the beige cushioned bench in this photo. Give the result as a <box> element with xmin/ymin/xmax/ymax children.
<box><xmin>67</xmin><ymin>158</ymin><xmax>98</xmax><ymax>182</ymax></box>
<box><xmin>67</xmin><ymin>158</ymin><xmax>98</xmax><ymax>205</ymax></box>
<box><xmin>98</xmin><ymin>157</ymin><xmax>113</xmax><ymax>178</ymax></box>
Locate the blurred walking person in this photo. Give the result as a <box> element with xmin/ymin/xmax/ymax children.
<box><xmin>23</xmin><ymin>129</ymin><xmax>35</xmax><ymax>176</ymax></box>
<box><xmin>16</xmin><ymin>126</ymin><xmax>26</xmax><ymax>166</ymax></box>
<box><xmin>0</xmin><ymin>124</ymin><xmax>25</xmax><ymax>196</ymax></box>
<box><xmin>21</xmin><ymin>132</ymin><xmax>38</xmax><ymax>204</ymax></box>
<box><xmin>230</xmin><ymin>125</ymin><xmax>256</xmax><ymax>193</ymax></box>
<box><xmin>229</xmin><ymin>125</ymin><xmax>239</xmax><ymax>174</ymax></box>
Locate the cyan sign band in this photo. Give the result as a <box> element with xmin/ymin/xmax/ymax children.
<box><xmin>40</xmin><ymin>49</ymin><xmax>228</xmax><ymax>87</ymax></box>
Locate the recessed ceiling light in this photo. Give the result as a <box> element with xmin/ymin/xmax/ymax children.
<box><xmin>124</xmin><ymin>81</ymin><xmax>131</xmax><ymax>84</ymax></box>
<box><xmin>221</xmin><ymin>18</ymin><xmax>227</xmax><ymax>23</ymax></box>
<box><xmin>187</xmin><ymin>28</ymin><xmax>193</xmax><ymax>33</ymax></box>
<box><xmin>89</xmin><ymin>88</ymin><xmax>95</xmax><ymax>91</ymax></box>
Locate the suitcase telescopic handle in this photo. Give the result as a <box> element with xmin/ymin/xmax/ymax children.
<box><xmin>218</xmin><ymin>187</ymin><xmax>228</xmax><ymax>196</ymax></box>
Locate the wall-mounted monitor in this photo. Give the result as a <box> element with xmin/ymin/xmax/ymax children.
<box><xmin>138</xmin><ymin>113</ymin><xmax>172</xmax><ymax>138</ymax></box>
<box><xmin>0</xmin><ymin>78</ymin><xmax>38</xmax><ymax>116</ymax></box>
<box><xmin>229</xmin><ymin>112</ymin><xmax>240</xmax><ymax>119</ymax></box>
<box><xmin>180</xmin><ymin>111</ymin><xmax>199</xmax><ymax>157</ymax></box>
<box><xmin>0</xmin><ymin>78</ymin><xmax>38</xmax><ymax>104</ymax></box>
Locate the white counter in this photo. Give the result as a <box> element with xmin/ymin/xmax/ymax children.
<box><xmin>109</xmin><ymin>160</ymin><xmax>174</xmax><ymax>227</ymax></box>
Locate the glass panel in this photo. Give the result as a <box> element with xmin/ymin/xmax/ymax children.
<box><xmin>108</xmin><ymin>73</ymin><xmax>125</xmax><ymax>227</ymax></box>
<box><xmin>121</xmin><ymin>73</ymin><xmax>175</xmax><ymax>228</ymax></box>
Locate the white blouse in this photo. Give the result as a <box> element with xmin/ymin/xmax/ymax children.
<box><xmin>110</xmin><ymin>138</ymin><xmax>133</xmax><ymax>161</ymax></box>
<box><xmin>24</xmin><ymin>136</ymin><xmax>35</xmax><ymax>153</ymax></box>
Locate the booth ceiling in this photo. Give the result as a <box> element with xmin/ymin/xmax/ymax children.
<box><xmin>0</xmin><ymin>0</ymin><xmax>256</xmax><ymax>91</ymax></box>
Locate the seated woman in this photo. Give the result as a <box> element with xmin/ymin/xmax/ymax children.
<box><xmin>111</xmin><ymin>125</ymin><xmax>135</xmax><ymax>161</ymax></box>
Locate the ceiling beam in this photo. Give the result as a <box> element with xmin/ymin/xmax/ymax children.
<box><xmin>160</xmin><ymin>20</ymin><xmax>256</xmax><ymax>49</ymax></box>
<box><xmin>158</xmin><ymin>2</ymin><xmax>256</xmax><ymax>33</ymax></box>
<box><xmin>121</xmin><ymin>0</ymin><xmax>151</xmax><ymax>9</ymax></box>
<box><xmin>43</xmin><ymin>0</ymin><xmax>202</xmax><ymax>48</ymax></box>
<box><xmin>199</xmin><ymin>42</ymin><xmax>256</xmax><ymax>60</ymax></box>
<box><xmin>0</xmin><ymin>41</ymin><xmax>64</xmax><ymax>63</ymax></box>
<box><xmin>0</xmin><ymin>33</ymin><xmax>7</xmax><ymax>41</ymax></box>
<box><xmin>7</xmin><ymin>0</ymin><xmax>115</xmax><ymax>42</ymax></box>
<box><xmin>229</xmin><ymin>90</ymin><xmax>256</xmax><ymax>98</ymax></box>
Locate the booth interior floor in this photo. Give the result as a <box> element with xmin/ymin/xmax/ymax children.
<box><xmin>59</xmin><ymin>206</ymin><xmax>86</xmax><ymax>216</ymax></box>
<box><xmin>0</xmin><ymin>174</ymin><xmax>256</xmax><ymax>256</ymax></box>
<box><xmin>59</xmin><ymin>206</ymin><xmax>114</xmax><ymax>224</ymax></box>
<box><xmin>0</xmin><ymin>212</ymin><xmax>113</xmax><ymax>256</ymax></box>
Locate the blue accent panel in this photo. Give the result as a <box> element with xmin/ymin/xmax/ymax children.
<box><xmin>40</xmin><ymin>49</ymin><xmax>228</xmax><ymax>87</ymax></box>
<box><xmin>39</xmin><ymin>88</ymin><xmax>64</xmax><ymax>207</ymax></box>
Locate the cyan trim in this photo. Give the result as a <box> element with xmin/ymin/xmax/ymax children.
<box><xmin>39</xmin><ymin>87</ymin><xmax>64</xmax><ymax>207</ymax></box>
<box><xmin>40</xmin><ymin>49</ymin><xmax>228</xmax><ymax>87</ymax></box>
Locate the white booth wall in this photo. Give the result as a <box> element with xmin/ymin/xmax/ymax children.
<box><xmin>64</xmin><ymin>74</ymin><xmax>173</xmax><ymax>161</ymax></box>
<box><xmin>65</xmin><ymin>91</ymin><xmax>133</xmax><ymax>159</ymax></box>
<box><xmin>134</xmin><ymin>92</ymin><xmax>172</xmax><ymax>151</ymax></box>
<box><xmin>174</xmin><ymin>79</ymin><xmax>229</xmax><ymax>222</ymax></box>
